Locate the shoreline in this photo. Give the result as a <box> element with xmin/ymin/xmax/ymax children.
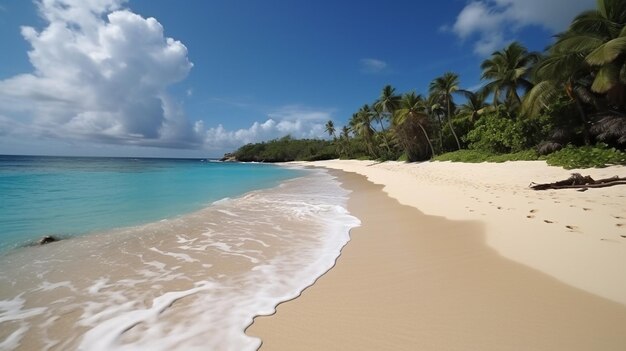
<box><xmin>306</xmin><ymin>160</ymin><xmax>626</xmax><ymax>305</ymax></box>
<box><xmin>0</xmin><ymin>168</ymin><xmax>359</xmax><ymax>350</ymax></box>
<box><xmin>248</xmin><ymin>161</ymin><xmax>626</xmax><ymax>350</ymax></box>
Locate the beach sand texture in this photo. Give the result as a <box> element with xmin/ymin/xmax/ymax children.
<box><xmin>248</xmin><ymin>161</ymin><xmax>626</xmax><ymax>350</ymax></box>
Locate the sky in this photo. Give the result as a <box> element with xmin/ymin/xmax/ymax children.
<box><xmin>0</xmin><ymin>0</ymin><xmax>595</xmax><ymax>158</ymax></box>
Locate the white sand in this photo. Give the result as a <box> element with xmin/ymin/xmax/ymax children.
<box><xmin>306</xmin><ymin>160</ymin><xmax>626</xmax><ymax>305</ymax></box>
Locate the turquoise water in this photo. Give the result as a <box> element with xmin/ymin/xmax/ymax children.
<box><xmin>0</xmin><ymin>155</ymin><xmax>302</xmax><ymax>251</ymax></box>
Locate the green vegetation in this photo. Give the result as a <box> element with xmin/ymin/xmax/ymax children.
<box><xmin>434</xmin><ymin>150</ymin><xmax>539</xmax><ymax>163</ymax></box>
<box><xmin>545</xmin><ymin>144</ymin><xmax>626</xmax><ymax>169</ymax></box>
<box><xmin>233</xmin><ymin>136</ymin><xmax>336</xmax><ymax>162</ymax></box>
<box><xmin>231</xmin><ymin>0</ymin><xmax>626</xmax><ymax>169</ymax></box>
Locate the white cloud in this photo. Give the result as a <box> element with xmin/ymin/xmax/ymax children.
<box><xmin>359</xmin><ymin>58</ymin><xmax>388</xmax><ymax>74</ymax></box>
<box><xmin>0</xmin><ymin>0</ymin><xmax>199</xmax><ymax>149</ymax></box>
<box><xmin>198</xmin><ymin>107</ymin><xmax>332</xmax><ymax>151</ymax></box>
<box><xmin>449</xmin><ymin>0</ymin><xmax>595</xmax><ymax>55</ymax></box>
<box><xmin>0</xmin><ymin>0</ymin><xmax>336</xmax><ymax>155</ymax></box>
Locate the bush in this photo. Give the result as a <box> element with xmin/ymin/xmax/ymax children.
<box><xmin>433</xmin><ymin>149</ymin><xmax>539</xmax><ymax>163</ymax></box>
<box><xmin>465</xmin><ymin>113</ymin><xmax>549</xmax><ymax>153</ymax></box>
<box><xmin>233</xmin><ymin>136</ymin><xmax>338</xmax><ymax>162</ymax></box>
<box><xmin>545</xmin><ymin>144</ymin><xmax>626</xmax><ymax>169</ymax></box>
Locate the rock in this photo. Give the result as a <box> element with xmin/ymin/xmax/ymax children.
<box><xmin>219</xmin><ymin>153</ymin><xmax>237</xmax><ymax>162</ymax></box>
<box><xmin>38</xmin><ymin>235</ymin><xmax>59</xmax><ymax>245</ymax></box>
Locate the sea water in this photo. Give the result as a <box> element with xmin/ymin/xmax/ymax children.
<box><xmin>0</xmin><ymin>155</ymin><xmax>300</xmax><ymax>251</ymax></box>
<box><xmin>0</xmin><ymin>156</ymin><xmax>360</xmax><ymax>350</ymax></box>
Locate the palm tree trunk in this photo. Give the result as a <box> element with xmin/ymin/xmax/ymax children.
<box><xmin>447</xmin><ymin>97</ymin><xmax>461</xmax><ymax>150</ymax></box>
<box><xmin>377</xmin><ymin>117</ymin><xmax>392</xmax><ymax>153</ymax></box>
<box><xmin>418</xmin><ymin>123</ymin><xmax>435</xmax><ymax>158</ymax></box>
<box><xmin>574</xmin><ymin>96</ymin><xmax>591</xmax><ymax>146</ymax></box>
<box><xmin>436</xmin><ymin>113</ymin><xmax>444</xmax><ymax>154</ymax></box>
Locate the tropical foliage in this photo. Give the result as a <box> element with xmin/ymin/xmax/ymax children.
<box><xmin>231</xmin><ymin>0</ymin><xmax>626</xmax><ymax>168</ymax></box>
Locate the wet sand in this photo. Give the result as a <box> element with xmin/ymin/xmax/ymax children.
<box><xmin>247</xmin><ymin>170</ymin><xmax>626</xmax><ymax>350</ymax></box>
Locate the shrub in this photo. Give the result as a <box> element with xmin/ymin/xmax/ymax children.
<box><xmin>465</xmin><ymin>113</ymin><xmax>549</xmax><ymax>153</ymax></box>
<box><xmin>545</xmin><ymin>144</ymin><xmax>626</xmax><ymax>169</ymax></box>
<box><xmin>433</xmin><ymin>149</ymin><xmax>539</xmax><ymax>163</ymax></box>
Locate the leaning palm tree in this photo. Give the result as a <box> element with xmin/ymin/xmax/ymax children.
<box><xmin>429</xmin><ymin>72</ymin><xmax>462</xmax><ymax>150</ymax></box>
<box><xmin>481</xmin><ymin>42</ymin><xmax>539</xmax><ymax>109</ymax></box>
<box><xmin>394</xmin><ymin>92</ymin><xmax>435</xmax><ymax>158</ymax></box>
<box><xmin>324</xmin><ymin>120</ymin><xmax>336</xmax><ymax>139</ymax></box>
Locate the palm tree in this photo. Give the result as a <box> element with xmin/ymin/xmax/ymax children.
<box><xmin>340</xmin><ymin>125</ymin><xmax>350</xmax><ymax>139</ymax></box>
<box><xmin>324</xmin><ymin>120</ymin><xmax>336</xmax><ymax>139</ymax></box>
<box><xmin>481</xmin><ymin>42</ymin><xmax>539</xmax><ymax>108</ymax></box>
<box><xmin>350</xmin><ymin>105</ymin><xmax>377</xmax><ymax>157</ymax></box>
<box><xmin>425</xmin><ymin>93</ymin><xmax>446</xmax><ymax>153</ymax></box>
<box><xmin>375</xmin><ymin>85</ymin><xmax>401</xmax><ymax>127</ymax></box>
<box><xmin>556</xmin><ymin>0</ymin><xmax>626</xmax><ymax>106</ymax></box>
<box><xmin>394</xmin><ymin>92</ymin><xmax>435</xmax><ymax>158</ymax></box>
<box><xmin>522</xmin><ymin>48</ymin><xmax>595</xmax><ymax>144</ymax></box>
<box><xmin>429</xmin><ymin>72</ymin><xmax>462</xmax><ymax>150</ymax></box>
<box><xmin>522</xmin><ymin>0</ymin><xmax>626</xmax><ymax>145</ymax></box>
<box><xmin>456</xmin><ymin>89</ymin><xmax>492</xmax><ymax>124</ymax></box>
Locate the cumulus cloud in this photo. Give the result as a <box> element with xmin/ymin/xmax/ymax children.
<box><xmin>0</xmin><ymin>0</ymin><xmax>198</xmax><ymax>148</ymax></box>
<box><xmin>197</xmin><ymin>106</ymin><xmax>332</xmax><ymax>151</ymax></box>
<box><xmin>0</xmin><ymin>0</ymin><xmax>337</xmax><ymax>154</ymax></box>
<box><xmin>359</xmin><ymin>58</ymin><xmax>388</xmax><ymax>74</ymax></box>
<box><xmin>448</xmin><ymin>0</ymin><xmax>594</xmax><ymax>55</ymax></box>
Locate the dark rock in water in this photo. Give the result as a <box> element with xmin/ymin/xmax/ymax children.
<box><xmin>38</xmin><ymin>235</ymin><xmax>59</xmax><ymax>245</ymax></box>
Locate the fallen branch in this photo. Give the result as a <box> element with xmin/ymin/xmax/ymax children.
<box><xmin>529</xmin><ymin>173</ymin><xmax>626</xmax><ymax>191</ymax></box>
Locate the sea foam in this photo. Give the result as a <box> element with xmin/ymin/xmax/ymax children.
<box><xmin>0</xmin><ymin>168</ymin><xmax>359</xmax><ymax>350</ymax></box>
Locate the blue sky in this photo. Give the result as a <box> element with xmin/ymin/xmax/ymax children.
<box><xmin>0</xmin><ymin>0</ymin><xmax>594</xmax><ymax>157</ymax></box>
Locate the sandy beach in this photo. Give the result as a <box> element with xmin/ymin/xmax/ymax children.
<box><xmin>248</xmin><ymin>160</ymin><xmax>626</xmax><ymax>350</ymax></box>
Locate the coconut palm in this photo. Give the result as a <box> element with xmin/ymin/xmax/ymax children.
<box><xmin>456</xmin><ymin>89</ymin><xmax>492</xmax><ymax>124</ymax></box>
<box><xmin>394</xmin><ymin>92</ymin><xmax>435</xmax><ymax>158</ymax></box>
<box><xmin>554</xmin><ymin>0</ymin><xmax>626</xmax><ymax>106</ymax></box>
<box><xmin>481</xmin><ymin>42</ymin><xmax>539</xmax><ymax>109</ymax></box>
<box><xmin>429</xmin><ymin>72</ymin><xmax>462</xmax><ymax>150</ymax></box>
<box><xmin>522</xmin><ymin>0</ymin><xmax>626</xmax><ymax>145</ymax></box>
<box><xmin>340</xmin><ymin>125</ymin><xmax>350</xmax><ymax>139</ymax></box>
<box><xmin>425</xmin><ymin>93</ymin><xmax>446</xmax><ymax>153</ymax></box>
<box><xmin>324</xmin><ymin>120</ymin><xmax>336</xmax><ymax>139</ymax></box>
<box><xmin>350</xmin><ymin>105</ymin><xmax>377</xmax><ymax>157</ymax></box>
<box><xmin>522</xmin><ymin>50</ymin><xmax>595</xmax><ymax>144</ymax></box>
<box><xmin>375</xmin><ymin>85</ymin><xmax>401</xmax><ymax>126</ymax></box>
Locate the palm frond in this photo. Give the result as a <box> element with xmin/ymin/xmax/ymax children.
<box><xmin>591</xmin><ymin>63</ymin><xmax>620</xmax><ymax>92</ymax></box>
<box><xmin>591</xmin><ymin>113</ymin><xmax>626</xmax><ymax>143</ymax></box>
<box><xmin>586</xmin><ymin>36</ymin><xmax>626</xmax><ymax>65</ymax></box>
<box><xmin>521</xmin><ymin>80</ymin><xmax>562</xmax><ymax>117</ymax></box>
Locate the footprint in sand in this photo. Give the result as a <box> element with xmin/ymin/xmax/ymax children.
<box><xmin>613</xmin><ymin>215</ymin><xmax>624</xmax><ymax>219</ymax></box>
<box><xmin>565</xmin><ymin>225</ymin><xmax>578</xmax><ymax>232</ymax></box>
<box><xmin>616</xmin><ymin>223</ymin><xmax>625</xmax><ymax>228</ymax></box>
<box><xmin>530</xmin><ymin>209</ymin><xmax>537</xmax><ymax>213</ymax></box>
<box><xmin>497</xmin><ymin>206</ymin><xmax>502</xmax><ymax>210</ymax></box>
<box><xmin>526</xmin><ymin>215</ymin><xmax>534</xmax><ymax>219</ymax></box>
<box><xmin>583</xmin><ymin>208</ymin><xmax>591</xmax><ymax>211</ymax></box>
<box><xmin>544</xmin><ymin>220</ymin><xmax>554</xmax><ymax>224</ymax></box>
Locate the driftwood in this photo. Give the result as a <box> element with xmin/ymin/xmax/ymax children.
<box><xmin>529</xmin><ymin>173</ymin><xmax>626</xmax><ymax>191</ymax></box>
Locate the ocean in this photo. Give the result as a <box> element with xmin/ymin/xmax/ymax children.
<box><xmin>0</xmin><ymin>156</ymin><xmax>360</xmax><ymax>350</ymax></box>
